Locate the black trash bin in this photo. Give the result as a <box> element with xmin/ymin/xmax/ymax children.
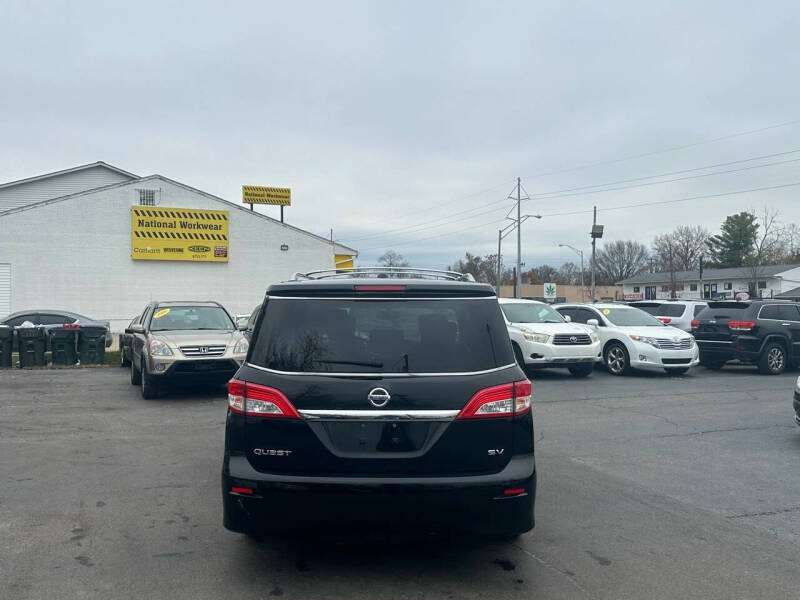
<box><xmin>17</xmin><ymin>326</ymin><xmax>47</xmax><ymax>367</ymax></box>
<box><xmin>50</xmin><ymin>326</ymin><xmax>78</xmax><ymax>366</ymax></box>
<box><xmin>0</xmin><ymin>325</ymin><xmax>12</xmax><ymax>367</ymax></box>
<box><xmin>79</xmin><ymin>326</ymin><xmax>107</xmax><ymax>365</ymax></box>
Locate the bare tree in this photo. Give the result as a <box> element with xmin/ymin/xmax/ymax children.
<box><xmin>377</xmin><ymin>250</ymin><xmax>410</xmax><ymax>268</ymax></box>
<box><xmin>652</xmin><ymin>225</ymin><xmax>710</xmax><ymax>272</ymax></box>
<box><xmin>594</xmin><ymin>240</ymin><xmax>650</xmax><ymax>285</ymax></box>
<box><xmin>746</xmin><ymin>207</ymin><xmax>783</xmax><ymax>296</ymax></box>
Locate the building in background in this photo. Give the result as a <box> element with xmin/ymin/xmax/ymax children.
<box><xmin>499</xmin><ymin>283</ymin><xmax>622</xmax><ymax>303</ymax></box>
<box><xmin>618</xmin><ymin>264</ymin><xmax>800</xmax><ymax>301</ymax></box>
<box><xmin>0</xmin><ymin>162</ymin><xmax>357</xmax><ymax>330</ymax></box>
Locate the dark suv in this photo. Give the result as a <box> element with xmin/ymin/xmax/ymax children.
<box><xmin>694</xmin><ymin>300</ymin><xmax>800</xmax><ymax>374</ymax></box>
<box><xmin>222</xmin><ymin>269</ymin><xmax>535</xmax><ymax>537</ymax></box>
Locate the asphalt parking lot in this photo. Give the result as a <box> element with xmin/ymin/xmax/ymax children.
<box><xmin>2</xmin><ymin>366</ymin><xmax>800</xmax><ymax>599</ymax></box>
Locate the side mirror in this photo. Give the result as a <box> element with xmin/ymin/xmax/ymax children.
<box><xmin>563</xmin><ymin>315</ymin><xmax>572</xmax><ymax>322</ymax></box>
<box><xmin>129</xmin><ymin>324</ymin><xmax>145</xmax><ymax>334</ymax></box>
<box><xmin>586</xmin><ymin>319</ymin><xmax>599</xmax><ymax>327</ymax></box>
<box><xmin>237</xmin><ymin>322</ymin><xmax>248</xmax><ymax>331</ymax></box>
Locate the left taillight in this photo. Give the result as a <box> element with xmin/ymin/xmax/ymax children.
<box><xmin>227</xmin><ymin>379</ymin><xmax>300</xmax><ymax>419</ymax></box>
<box><xmin>457</xmin><ymin>380</ymin><xmax>532</xmax><ymax>419</ymax></box>
<box><xmin>657</xmin><ymin>317</ymin><xmax>671</xmax><ymax>324</ymax></box>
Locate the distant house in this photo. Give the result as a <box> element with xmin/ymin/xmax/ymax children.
<box><xmin>618</xmin><ymin>264</ymin><xmax>800</xmax><ymax>301</ymax></box>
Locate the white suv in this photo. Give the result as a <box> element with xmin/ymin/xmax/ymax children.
<box><xmin>554</xmin><ymin>303</ymin><xmax>699</xmax><ymax>376</ymax></box>
<box><xmin>499</xmin><ymin>298</ymin><xmax>601</xmax><ymax>377</ymax></box>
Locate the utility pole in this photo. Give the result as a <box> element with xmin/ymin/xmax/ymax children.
<box><xmin>591</xmin><ymin>206</ymin><xmax>597</xmax><ymax>303</ymax></box>
<box><xmin>497</xmin><ymin>230</ymin><xmax>502</xmax><ymax>296</ymax></box>
<box><xmin>516</xmin><ymin>177</ymin><xmax>522</xmax><ymax>299</ymax></box>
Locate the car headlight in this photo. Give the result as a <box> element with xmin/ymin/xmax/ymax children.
<box><xmin>629</xmin><ymin>335</ymin><xmax>659</xmax><ymax>348</ymax></box>
<box><xmin>589</xmin><ymin>331</ymin><xmax>599</xmax><ymax>343</ymax></box>
<box><xmin>523</xmin><ymin>332</ymin><xmax>550</xmax><ymax>343</ymax></box>
<box><xmin>149</xmin><ymin>339</ymin><xmax>173</xmax><ymax>356</ymax></box>
<box><xmin>233</xmin><ymin>337</ymin><xmax>249</xmax><ymax>355</ymax></box>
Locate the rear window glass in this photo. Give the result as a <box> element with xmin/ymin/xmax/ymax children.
<box><xmin>657</xmin><ymin>304</ymin><xmax>686</xmax><ymax>317</ymax></box>
<box><xmin>250</xmin><ymin>298</ymin><xmax>514</xmax><ymax>373</ymax></box>
<box><xmin>633</xmin><ymin>304</ymin><xmax>660</xmax><ymax>315</ymax></box>
<box><xmin>700</xmin><ymin>302</ymin><xmax>752</xmax><ymax>321</ymax></box>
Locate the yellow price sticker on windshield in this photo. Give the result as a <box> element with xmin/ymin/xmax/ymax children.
<box><xmin>153</xmin><ymin>308</ymin><xmax>170</xmax><ymax>319</ymax></box>
<box><xmin>602</xmin><ymin>309</ymin><xmax>610</xmax><ymax>315</ymax></box>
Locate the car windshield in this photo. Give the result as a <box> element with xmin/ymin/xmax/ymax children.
<box><xmin>501</xmin><ymin>303</ymin><xmax>564</xmax><ymax>324</ymax></box>
<box><xmin>149</xmin><ymin>306</ymin><xmax>234</xmax><ymax>331</ymax></box>
<box><xmin>602</xmin><ymin>307</ymin><xmax>664</xmax><ymax>327</ymax></box>
<box><xmin>250</xmin><ymin>297</ymin><xmax>513</xmax><ymax>373</ymax></box>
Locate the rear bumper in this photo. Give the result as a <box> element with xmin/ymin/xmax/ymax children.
<box><xmin>222</xmin><ymin>454</ymin><xmax>536</xmax><ymax>536</ymax></box>
<box><xmin>697</xmin><ymin>340</ymin><xmax>760</xmax><ymax>364</ymax></box>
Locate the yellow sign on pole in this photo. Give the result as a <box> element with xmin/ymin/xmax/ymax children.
<box><xmin>131</xmin><ymin>206</ymin><xmax>229</xmax><ymax>262</ymax></box>
<box><xmin>242</xmin><ymin>185</ymin><xmax>291</xmax><ymax>206</ymax></box>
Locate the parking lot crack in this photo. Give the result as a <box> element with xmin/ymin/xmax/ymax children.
<box><xmin>654</xmin><ymin>423</ymin><xmax>793</xmax><ymax>439</ymax></box>
<box><xmin>512</xmin><ymin>544</ymin><xmax>596</xmax><ymax>599</ymax></box>
<box><xmin>726</xmin><ymin>505</ymin><xmax>800</xmax><ymax>519</ymax></box>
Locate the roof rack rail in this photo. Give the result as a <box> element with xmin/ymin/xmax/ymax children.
<box><xmin>292</xmin><ymin>267</ymin><xmax>476</xmax><ymax>282</ymax></box>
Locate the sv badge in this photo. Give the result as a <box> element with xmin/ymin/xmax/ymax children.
<box><xmin>488</xmin><ymin>448</ymin><xmax>505</xmax><ymax>456</ymax></box>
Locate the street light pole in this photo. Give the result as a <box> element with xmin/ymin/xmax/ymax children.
<box><xmin>559</xmin><ymin>244</ymin><xmax>584</xmax><ymax>302</ymax></box>
<box><xmin>516</xmin><ymin>177</ymin><xmax>522</xmax><ymax>299</ymax></box>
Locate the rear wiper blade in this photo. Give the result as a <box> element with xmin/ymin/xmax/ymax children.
<box><xmin>313</xmin><ymin>359</ymin><xmax>384</xmax><ymax>368</ymax></box>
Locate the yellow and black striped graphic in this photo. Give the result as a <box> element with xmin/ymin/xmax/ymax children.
<box><xmin>242</xmin><ymin>185</ymin><xmax>291</xmax><ymax>206</ymax></box>
<box><xmin>131</xmin><ymin>206</ymin><xmax>229</xmax><ymax>262</ymax></box>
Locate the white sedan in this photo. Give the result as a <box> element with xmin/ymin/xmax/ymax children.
<box><xmin>554</xmin><ymin>303</ymin><xmax>699</xmax><ymax>376</ymax></box>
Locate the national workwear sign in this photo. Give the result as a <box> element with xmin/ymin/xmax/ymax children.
<box><xmin>131</xmin><ymin>207</ymin><xmax>229</xmax><ymax>262</ymax></box>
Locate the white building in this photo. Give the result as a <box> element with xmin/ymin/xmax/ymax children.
<box><xmin>0</xmin><ymin>162</ymin><xmax>357</xmax><ymax>331</ymax></box>
<box><xmin>618</xmin><ymin>264</ymin><xmax>800</xmax><ymax>301</ymax></box>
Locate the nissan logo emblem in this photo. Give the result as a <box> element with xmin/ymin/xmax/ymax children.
<box><xmin>367</xmin><ymin>387</ymin><xmax>391</xmax><ymax>408</ymax></box>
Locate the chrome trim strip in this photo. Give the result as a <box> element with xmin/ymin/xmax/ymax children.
<box><xmin>695</xmin><ymin>340</ymin><xmax>733</xmax><ymax>344</ymax></box>
<box><xmin>243</xmin><ymin>362</ymin><xmax>517</xmax><ymax>377</ymax></box>
<box><xmin>299</xmin><ymin>409</ymin><xmax>460</xmax><ymax>421</ymax></box>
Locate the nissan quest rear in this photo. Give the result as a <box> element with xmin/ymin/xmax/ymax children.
<box><xmin>221</xmin><ymin>269</ymin><xmax>535</xmax><ymax>537</ymax></box>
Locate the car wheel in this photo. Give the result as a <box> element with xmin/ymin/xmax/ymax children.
<box><xmin>120</xmin><ymin>347</ymin><xmax>130</xmax><ymax>368</ymax></box>
<box><xmin>665</xmin><ymin>367</ymin><xmax>690</xmax><ymax>376</ymax></box>
<box><xmin>568</xmin><ymin>364</ymin><xmax>593</xmax><ymax>377</ymax></box>
<box><xmin>758</xmin><ymin>343</ymin><xmax>787</xmax><ymax>375</ymax></box>
<box><xmin>141</xmin><ymin>359</ymin><xmax>160</xmax><ymax>399</ymax></box>
<box><xmin>130</xmin><ymin>356</ymin><xmax>141</xmax><ymax>385</ymax></box>
<box><xmin>512</xmin><ymin>343</ymin><xmax>526</xmax><ymax>369</ymax></box>
<box><xmin>604</xmin><ymin>342</ymin><xmax>630</xmax><ymax>376</ymax></box>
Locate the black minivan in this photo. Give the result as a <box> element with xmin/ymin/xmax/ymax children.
<box><xmin>222</xmin><ymin>270</ymin><xmax>535</xmax><ymax>537</ymax></box>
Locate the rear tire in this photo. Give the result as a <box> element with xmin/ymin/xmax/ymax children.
<box><xmin>758</xmin><ymin>342</ymin><xmax>787</xmax><ymax>375</ymax></box>
<box><xmin>130</xmin><ymin>356</ymin><xmax>141</xmax><ymax>385</ymax></box>
<box><xmin>141</xmin><ymin>359</ymin><xmax>161</xmax><ymax>399</ymax></box>
<box><xmin>665</xmin><ymin>367</ymin><xmax>690</xmax><ymax>376</ymax></box>
<box><xmin>604</xmin><ymin>342</ymin><xmax>630</xmax><ymax>376</ymax></box>
<box><xmin>568</xmin><ymin>364</ymin><xmax>593</xmax><ymax>377</ymax></box>
<box><xmin>512</xmin><ymin>343</ymin><xmax>526</xmax><ymax>369</ymax></box>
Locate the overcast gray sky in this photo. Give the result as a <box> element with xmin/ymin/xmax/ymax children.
<box><xmin>2</xmin><ymin>1</ymin><xmax>799</xmax><ymax>269</ymax></box>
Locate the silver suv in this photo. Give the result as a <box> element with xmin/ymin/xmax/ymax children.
<box><xmin>628</xmin><ymin>300</ymin><xmax>708</xmax><ymax>332</ymax></box>
<box><xmin>128</xmin><ymin>301</ymin><xmax>248</xmax><ymax>398</ymax></box>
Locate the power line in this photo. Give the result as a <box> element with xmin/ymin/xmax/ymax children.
<box><xmin>361</xmin><ymin>181</ymin><xmax>800</xmax><ymax>253</ymax></box>
<box><xmin>521</xmin><ymin>119</ymin><xmax>800</xmax><ymax>181</ymax></box>
<box><xmin>349</xmin><ymin>152</ymin><xmax>800</xmax><ymax>244</ymax></box>
<box><xmin>541</xmin><ymin>181</ymin><xmax>800</xmax><ymax>218</ymax></box>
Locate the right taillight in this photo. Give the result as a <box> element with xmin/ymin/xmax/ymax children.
<box><xmin>457</xmin><ymin>380</ymin><xmax>531</xmax><ymax>419</ymax></box>
<box><xmin>690</xmin><ymin>319</ymin><xmax>699</xmax><ymax>328</ymax></box>
<box><xmin>227</xmin><ymin>379</ymin><xmax>300</xmax><ymax>419</ymax></box>
<box><xmin>728</xmin><ymin>320</ymin><xmax>755</xmax><ymax>331</ymax></box>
